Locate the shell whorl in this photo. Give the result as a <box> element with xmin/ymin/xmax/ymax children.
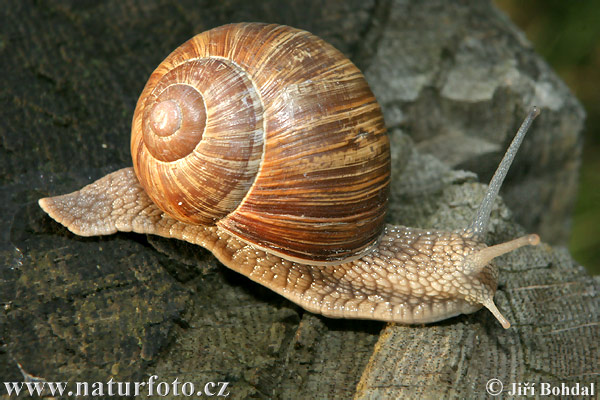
<box><xmin>131</xmin><ymin>23</ymin><xmax>390</xmax><ymax>263</ymax></box>
<box><xmin>133</xmin><ymin>57</ymin><xmax>264</xmax><ymax>224</ymax></box>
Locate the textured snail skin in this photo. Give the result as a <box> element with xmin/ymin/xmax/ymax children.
<box><xmin>38</xmin><ymin>23</ymin><xmax>541</xmax><ymax>328</ymax></box>
<box><xmin>39</xmin><ymin>168</ymin><xmax>537</xmax><ymax>327</ymax></box>
<box><xmin>39</xmin><ymin>167</ymin><xmax>539</xmax><ymax>328</ymax></box>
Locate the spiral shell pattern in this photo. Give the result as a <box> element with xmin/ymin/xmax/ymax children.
<box><xmin>131</xmin><ymin>23</ymin><xmax>390</xmax><ymax>263</ymax></box>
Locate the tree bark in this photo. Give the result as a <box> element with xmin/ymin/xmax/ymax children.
<box><xmin>0</xmin><ymin>0</ymin><xmax>596</xmax><ymax>398</ymax></box>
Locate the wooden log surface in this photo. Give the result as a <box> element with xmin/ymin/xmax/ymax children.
<box><xmin>0</xmin><ymin>0</ymin><xmax>597</xmax><ymax>398</ymax></box>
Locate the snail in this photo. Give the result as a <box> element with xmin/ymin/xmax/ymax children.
<box><xmin>39</xmin><ymin>23</ymin><xmax>540</xmax><ymax>329</ymax></box>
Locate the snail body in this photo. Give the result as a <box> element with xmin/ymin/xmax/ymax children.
<box><xmin>39</xmin><ymin>23</ymin><xmax>540</xmax><ymax>329</ymax></box>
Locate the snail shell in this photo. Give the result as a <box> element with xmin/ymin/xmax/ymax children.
<box><xmin>131</xmin><ymin>23</ymin><xmax>390</xmax><ymax>264</ymax></box>
<box><xmin>38</xmin><ymin>23</ymin><xmax>541</xmax><ymax>329</ymax></box>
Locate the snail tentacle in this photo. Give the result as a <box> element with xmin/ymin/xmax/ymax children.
<box><xmin>468</xmin><ymin>106</ymin><xmax>540</xmax><ymax>239</ymax></box>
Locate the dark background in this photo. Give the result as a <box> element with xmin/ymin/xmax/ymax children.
<box><xmin>497</xmin><ymin>0</ymin><xmax>600</xmax><ymax>275</ymax></box>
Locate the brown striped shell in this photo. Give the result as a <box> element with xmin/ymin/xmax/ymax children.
<box><xmin>131</xmin><ymin>23</ymin><xmax>390</xmax><ymax>264</ymax></box>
